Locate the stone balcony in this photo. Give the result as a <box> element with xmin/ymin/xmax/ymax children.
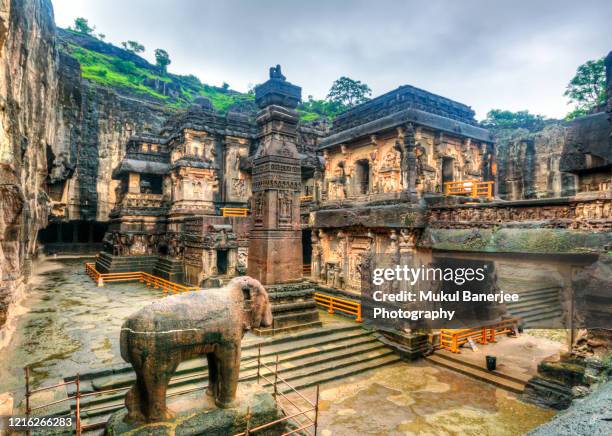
<box><xmin>111</xmin><ymin>193</ymin><xmax>168</xmax><ymax>217</ymax></box>
<box><xmin>123</xmin><ymin>192</ymin><xmax>164</xmax><ymax>208</ymax></box>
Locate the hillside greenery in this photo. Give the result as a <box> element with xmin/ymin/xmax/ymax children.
<box><xmin>61</xmin><ymin>35</ymin><xmax>258</xmax><ymax>112</ymax></box>
<box><xmin>61</xmin><ymin>25</ymin><xmax>350</xmax><ymax>121</ymax></box>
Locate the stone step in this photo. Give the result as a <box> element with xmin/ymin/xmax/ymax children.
<box><xmin>73</xmin><ymin>329</ymin><xmax>396</xmax><ymax>430</ymax></box>
<box><xmin>269</xmin><ymin>309</ymin><xmax>322</xmax><ymax>326</ymax></box>
<box><xmin>271</xmin><ymin>300</ymin><xmax>317</xmax><ymax>313</ymax></box>
<box><xmin>430</xmin><ymin>350</ymin><xmax>531</xmax><ymax>385</ymax></box>
<box><xmin>507</xmin><ymin>294</ymin><xmax>560</xmax><ymax>310</ymax></box>
<box><xmin>425</xmin><ymin>354</ymin><xmax>526</xmax><ymax>394</ymax></box>
<box><xmin>277</xmin><ymin>354</ymin><xmax>401</xmax><ymax>393</ymax></box>
<box><xmin>510</xmin><ymin>289</ymin><xmax>560</xmax><ymax>302</ymax></box>
<box><xmin>509</xmin><ymin>305</ymin><xmax>563</xmax><ymax>319</ymax></box>
<box><xmin>513</xmin><ymin>286</ymin><xmax>561</xmax><ymax>296</ymax></box>
<box><xmin>87</xmin><ymin>330</ymin><xmax>376</xmax><ymax>394</ymax></box>
<box><xmin>78</xmin><ymin>349</ymin><xmax>401</xmax><ymax>430</ymax></box>
<box><xmin>70</xmin><ymin>325</ymin><xmax>365</xmax><ymax>387</ymax></box>
<box><xmin>518</xmin><ymin>311</ymin><xmax>564</xmax><ymax>328</ymax></box>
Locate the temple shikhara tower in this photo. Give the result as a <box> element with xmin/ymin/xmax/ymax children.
<box><xmin>248</xmin><ymin>66</ymin><xmax>303</xmax><ymax>284</ymax></box>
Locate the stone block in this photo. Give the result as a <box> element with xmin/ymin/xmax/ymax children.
<box><xmin>105</xmin><ymin>384</ymin><xmax>283</xmax><ymax>436</ymax></box>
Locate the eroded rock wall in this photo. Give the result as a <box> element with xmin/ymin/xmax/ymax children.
<box><xmin>52</xmin><ymin>39</ymin><xmax>173</xmax><ymax>222</ymax></box>
<box><xmin>0</xmin><ymin>0</ymin><xmax>58</xmax><ymax>329</ymax></box>
<box><xmin>0</xmin><ymin>0</ymin><xmax>173</xmax><ymax>333</ymax></box>
<box><xmin>495</xmin><ymin>124</ymin><xmax>578</xmax><ymax>200</ymax></box>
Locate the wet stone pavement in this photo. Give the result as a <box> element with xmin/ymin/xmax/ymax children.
<box><xmin>0</xmin><ymin>258</ymin><xmax>557</xmax><ymax>435</ymax></box>
<box><xmin>0</xmin><ymin>258</ymin><xmax>166</xmax><ymax>397</ymax></box>
<box><xmin>312</xmin><ymin>362</ymin><xmax>556</xmax><ymax>436</ymax></box>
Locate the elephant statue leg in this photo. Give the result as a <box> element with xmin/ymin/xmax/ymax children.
<box><xmin>125</xmin><ymin>374</ymin><xmax>146</xmax><ymax>423</ymax></box>
<box><xmin>205</xmin><ymin>352</ymin><xmax>219</xmax><ymax>398</ymax></box>
<box><xmin>215</xmin><ymin>343</ymin><xmax>241</xmax><ymax>408</ymax></box>
<box><xmin>141</xmin><ymin>354</ymin><xmax>180</xmax><ymax>421</ymax></box>
<box><xmin>124</xmin><ymin>348</ymin><xmax>147</xmax><ymax>423</ymax></box>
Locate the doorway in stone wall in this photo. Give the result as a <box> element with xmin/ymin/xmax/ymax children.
<box><xmin>302</xmin><ymin>229</ymin><xmax>312</xmax><ymax>265</ymax></box>
<box><xmin>355</xmin><ymin>159</ymin><xmax>370</xmax><ymax>194</ymax></box>
<box><xmin>216</xmin><ymin>249</ymin><xmax>229</xmax><ymax>275</ymax></box>
<box><xmin>442</xmin><ymin>157</ymin><xmax>454</xmax><ymax>190</ymax></box>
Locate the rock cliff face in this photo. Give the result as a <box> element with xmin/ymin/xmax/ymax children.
<box><xmin>0</xmin><ymin>0</ymin><xmax>173</xmax><ymax>334</ymax></box>
<box><xmin>0</xmin><ymin>0</ymin><xmax>58</xmax><ymax>332</ymax></box>
<box><xmin>52</xmin><ymin>51</ymin><xmax>172</xmax><ymax>221</ymax></box>
<box><xmin>496</xmin><ymin>51</ymin><xmax>612</xmax><ymax>200</ymax></box>
<box><xmin>495</xmin><ymin>124</ymin><xmax>577</xmax><ymax>199</ymax></box>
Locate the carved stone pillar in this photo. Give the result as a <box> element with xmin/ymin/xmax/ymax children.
<box><xmin>247</xmin><ymin>66</ymin><xmax>303</xmax><ymax>285</ymax></box>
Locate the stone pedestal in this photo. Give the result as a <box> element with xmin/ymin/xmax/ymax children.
<box><xmin>253</xmin><ymin>282</ymin><xmax>322</xmax><ymax>335</ymax></box>
<box><xmin>105</xmin><ymin>385</ymin><xmax>282</xmax><ymax>436</ymax></box>
<box><xmin>248</xmin><ymin>66</ymin><xmax>303</xmax><ymax>285</ymax></box>
<box><xmin>375</xmin><ymin>328</ymin><xmax>430</xmax><ymax>360</ymax></box>
<box><xmin>95</xmin><ymin>251</ymin><xmax>158</xmax><ymax>274</ymax></box>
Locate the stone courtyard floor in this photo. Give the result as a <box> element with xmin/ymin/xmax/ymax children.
<box><xmin>0</xmin><ymin>257</ymin><xmax>560</xmax><ymax>434</ymax></box>
<box><xmin>296</xmin><ymin>361</ymin><xmax>556</xmax><ymax>436</ymax></box>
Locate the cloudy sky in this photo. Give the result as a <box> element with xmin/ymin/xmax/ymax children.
<box><xmin>52</xmin><ymin>0</ymin><xmax>612</xmax><ymax>120</ymax></box>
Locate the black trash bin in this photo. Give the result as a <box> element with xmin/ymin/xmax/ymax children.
<box><xmin>486</xmin><ymin>355</ymin><xmax>497</xmax><ymax>371</ymax></box>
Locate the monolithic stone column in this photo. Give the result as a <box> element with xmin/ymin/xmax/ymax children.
<box><xmin>247</xmin><ymin>66</ymin><xmax>303</xmax><ymax>284</ymax></box>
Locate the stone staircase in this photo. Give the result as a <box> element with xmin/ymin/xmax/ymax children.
<box><xmin>506</xmin><ymin>286</ymin><xmax>563</xmax><ymax>327</ymax></box>
<box><xmin>425</xmin><ymin>350</ymin><xmax>530</xmax><ymax>394</ymax></box>
<box><xmin>62</xmin><ymin>324</ymin><xmax>400</xmax><ymax>432</ymax></box>
<box><xmin>152</xmin><ymin>257</ymin><xmax>185</xmax><ymax>283</ymax></box>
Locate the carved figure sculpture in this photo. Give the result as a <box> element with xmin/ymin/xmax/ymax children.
<box><xmin>120</xmin><ymin>276</ymin><xmax>273</xmax><ymax>423</ymax></box>
<box><xmin>394</xmin><ymin>123</ymin><xmax>417</xmax><ymax>192</ymax></box>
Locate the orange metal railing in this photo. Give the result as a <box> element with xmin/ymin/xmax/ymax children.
<box><xmin>221</xmin><ymin>207</ymin><xmax>249</xmax><ymax>217</ymax></box>
<box><xmin>303</xmin><ymin>264</ymin><xmax>312</xmax><ymax>276</ymax></box>
<box><xmin>439</xmin><ymin>318</ymin><xmax>519</xmax><ymax>353</ymax></box>
<box><xmin>314</xmin><ymin>292</ymin><xmax>362</xmax><ymax>322</ymax></box>
<box><xmin>300</xmin><ymin>195</ymin><xmax>313</xmax><ymax>203</ymax></box>
<box><xmin>444</xmin><ymin>180</ymin><xmax>494</xmax><ymax>199</ymax></box>
<box><xmin>85</xmin><ymin>263</ymin><xmax>198</xmax><ymax>294</ymax></box>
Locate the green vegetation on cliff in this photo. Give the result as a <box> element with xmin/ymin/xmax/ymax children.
<box><xmin>60</xmin><ymin>29</ymin><xmax>256</xmax><ymax>112</ymax></box>
<box><xmin>67</xmin><ymin>43</ymin><xmax>170</xmax><ymax>101</ymax></box>
<box><xmin>59</xmin><ymin>25</ymin><xmax>365</xmax><ymax>122</ymax></box>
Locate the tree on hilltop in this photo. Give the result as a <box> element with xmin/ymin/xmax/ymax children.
<box><xmin>71</xmin><ymin>17</ymin><xmax>95</xmax><ymax>36</ymax></box>
<box><xmin>482</xmin><ymin>109</ymin><xmax>546</xmax><ymax>130</ymax></box>
<box><xmin>327</xmin><ymin>76</ymin><xmax>372</xmax><ymax>107</ymax></box>
<box><xmin>564</xmin><ymin>57</ymin><xmax>606</xmax><ymax>120</ymax></box>
<box><xmin>154</xmin><ymin>49</ymin><xmax>171</xmax><ymax>74</ymax></box>
<box><xmin>121</xmin><ymin>40</ymin><xmax>145</xmax><ymax>54</ymax></box>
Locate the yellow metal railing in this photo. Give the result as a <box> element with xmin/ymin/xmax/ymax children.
<box><xmin>300</xmin><ymin>195</ymin><xmax>313</xmax><ymax>202</ymax></box>
<box><xmin>221</xmin><ymin>207</ymin><xmax>249</xmax><ymax>217</ymax></box>
<box><xmin>444</xmin><ymin>180</ymin><xmax>494</xmax><ymax>199</ymax></box>
<box><xmin>314</xmin><ymin>292</ymin><xmax>362</xmax><ymax>322</ymax></box>
<box><xmin>439</xmin><ymin>318</ymin><xmax>519</xmax><ymax>353</ymax></box>
<box><xmin>85</xmin><ymin>263</ymin><xmax>198</xmax><ymax>295</ymax></box>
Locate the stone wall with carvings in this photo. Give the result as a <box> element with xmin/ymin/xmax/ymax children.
<box><xmin>427</xmin><ymin>196</ymin><xmax>612</xmax><ymax>231</ymax></box>
<box><xmin>321</xmin><ymin>124</ymin><xmax>491</xmax><ymax>202</ymax></box>
<box><xmin>312</xmin><ymin>227</ymin><xmax>419</xmax><ymax>292</ymax></box>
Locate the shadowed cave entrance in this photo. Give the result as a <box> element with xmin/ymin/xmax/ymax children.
<box><xmin>38</xmin><ymin>221</ymin><xmax>108</xmax><ymax>254</ymax></box>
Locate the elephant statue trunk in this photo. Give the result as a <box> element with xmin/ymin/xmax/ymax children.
<box><xmin>120</xmin><ymin>276</ymin><xmax>273</xmax><ymax>423</ymax></box>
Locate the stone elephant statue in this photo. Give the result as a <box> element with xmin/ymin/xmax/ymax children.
<box><xmin>119</xmin><ymin>276</ymin><xmax>273</xmax><ymax>423</ymax></box>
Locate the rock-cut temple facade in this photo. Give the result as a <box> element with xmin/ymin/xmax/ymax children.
<box><xmin>94</xmin><ymin>62</ymin><xmax>612</xmax><ymax>303</ymax></box>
